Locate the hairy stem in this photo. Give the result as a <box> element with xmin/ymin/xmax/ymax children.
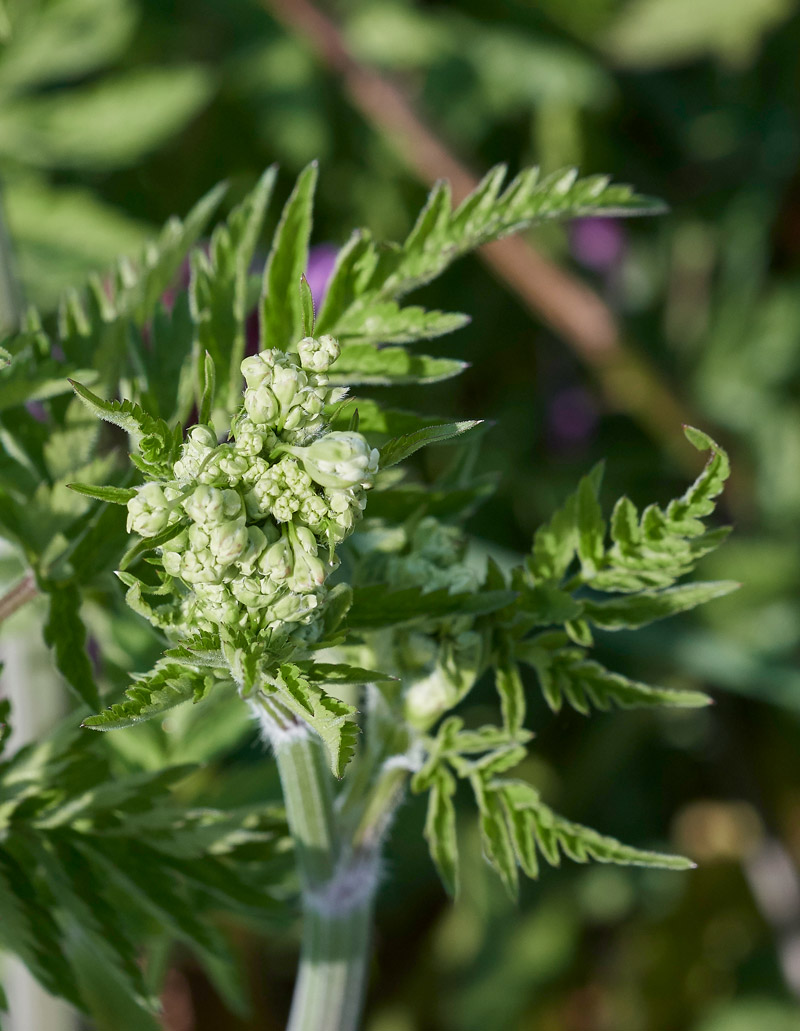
<box><xmin>287</xmin><ymin>890</ymin><xmax>374</xmax><ymax>1031</ymax></box>
<box><xmin>253</xmin><ymin>696</ymin><xmax>378</xmax><ymax>1031</ymax></box>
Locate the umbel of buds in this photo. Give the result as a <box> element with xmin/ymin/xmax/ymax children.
<box><xmin>124</xmin><ymin>336</ymin><xmax>377</xmax><ymax>645</ymax></box>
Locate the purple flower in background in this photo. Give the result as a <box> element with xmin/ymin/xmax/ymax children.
<box><xmin>548</xmin><ymin>386</ymin><xmax>599</xmax><ymax>448</ymax></box>
<box><xmin>305</xmin><ymin>243</ymin><xmax>339</xmax><ymax>309</ymax></box>
<box><xmin>570</xmin><ymin>218</ymin><xmax>625</xmax><ymax>273</ymax></box>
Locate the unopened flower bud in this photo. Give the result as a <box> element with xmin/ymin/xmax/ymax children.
<box><xmin>238</xmin><ymin>525</ymin><xmax>271</xmax><ymax>576</ymax></box>
<box><xmin>234</xmin><ymin>417</ymin><xmax>266</xmax><ymax>457</ymax></box>
<box><xmin>292</xmin><ymin>432</ymin><xmax>379</xmax><ymax>490</ymax></box>
<box><xmin>188</xmin><ymin>523</ymin><xmax>211</xmax><ymax>552</ymax></box>
<box><xmin>241</xmin><ymin>352</ymin><xmax>276</xmax><ymax>389</ymax></box>
<box><xmin>298</xmin><ymin>493</ymin><xmax>328</xmax><ymax>532</ymax></box>
<box><xmin>282</xmin><ymin>405</ymin><xmax>305</xmax><ymax>431</ymax></box>
<box><xmin>244</xmin><ymin>383</ymin><xmax>280</xmax><ymax>426</ymax></box>
<box><xmin>231</xmin><ymin>576</ymin><xmax>274</xmax><ymax>609</ymax></box>
<box><xmin>210</xmin><ymin>520</ymin><xmax>248</xmax><ymax>565</ymax></box>
<box><xmin>297</xmin><ymin>334</ymin><xmax>340</xmax><ymax>373</ymax></box>
<box><xmin>325</xmin><ymin>487</ymin><xmax>366</xmax><ymax>540</ymax></box>
<box><xmin>127</xmin><ymin>483</ymin><xmax>171</xmax><ymax>537</ymax></box>
<box><xmin>180</xmin><ymin>549</ymin><xmax>222</xmax><ymax>584</ymax></box>
<box><xmin>260</xmin><ymin>535</ymin><xmax>293</xmax><ymax>582</ymax></box>
<box><xmin>183</xmin><ymin>485</ymin><xmax>225</xmax><ymax>525</ymax></box>
<box><xmin>288</xmin><ymin>549</ymin><xmax>326</xmax><ymax>593</ymax></box>
<box><xmin>173</xmin><ymin>425</ymin><xmax>217</xmax><ymax>481</ymax></box>
<box><xmin>267</xmin><ymin>590</ymin><xmax>320</xmax><ymax>623</ymax></box>
<box><xmin>294</xmin><ymin>525</ymin><xmax>318</xmax><ymax>555</ymax></box>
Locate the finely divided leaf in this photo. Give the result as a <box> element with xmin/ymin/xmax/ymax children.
<box><xmin>517</xmin><ymin>643</ymin><xmax>710</xmax><ymax>714</ymax></box>
<box><xmin>424</xmin><ymin>767</ymin><xmax>459</xmax><ymax>896</ymax></box>
<box><xmin>294</xmin><ymin>662</ymin><xmax>396</xmax><ymax>685</ymax></box>
<box><xmin>82</xmin><ymin>663</ymin><xmax>211</xmax><ymax>730</ymax></box>
<box><xmin>69</xmin><ymin>380</ymin><xmax>179</xmax><ymax>475</ymax></box>
<box><xmin>499</xmin><ymin>781</ymin><xmax>693</xmax><ymax>872</ymax></box>
<box><xmin>334</xmin><ymin>302</ymin><xmax>469</xmax><ymax>346</ymax></box>
<box><xmin>328</xmin><ymin>344</ymin><xmax>467</xmax><ymax>387</ymax></box>
<box><xmin>274</xmin><ymin>665</ymin><xmax>360</xmax><ymax>778</ymax></box>
<box><xmin>582</xmin><ymin>580</ymin><xmax>738</xmax><ymax>630</ymax></box>
<box><xmin>495</xmin><ymin>661</ymin><xmax>526</xmax><ymax>735</ymax></box>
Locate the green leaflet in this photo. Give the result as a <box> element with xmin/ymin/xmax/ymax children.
<box><xmin>582</xmin><ymin>580</ymin><xmax>739</xmax><ymax>629</ymax></box>
<box><xmin>314</xmin><ymin>166</ymin><xmax>660</xmax><ymax>349</ymax></box>
<box><xmin>516</xmin><ymin>639</ymin><xmax>711</xmax><ymax>714</ymax></box>
<box><xmin>327</xmin><ymin>344</ymin><xmax>467</xmax><ymax>386</ymax></box>
<box><xmin>82</xmin><ymin>663</ymin><xmax>212</xmax><ymax>730</ymax></box>
<box><xmin>30</xmin><ymin>834</ymin><xmax>156</xmax><ymax>1013</ymax></box>
<box><xmin>527</xmin><ymin>427</ymin><xmax>731</xmax><ymax>593</ymax></box>
<box><xmin>42</xmin><ymin>583</ymin><xmax>101</xmax><ymax>710</ymax></box>
<box><xmin>260</xmin><ymin>162</ymin><xmax>317</xmax><ymax>352</ymax></box>
<box><xmin>471</xmin><ymin>771</ymin><xmax>519</xmax><ymax>898</ymax></box>
<box><xmin>299</xmin><ymin>273</ymin><xmax>316</xmax><ymax>337</ymax></box>
<box><xmin>327</xmin><ymin>397</ymin><xmax>445</xmax><ymax>437</ymax></box>
<box><xmin>0</xmin><ymin>697</ymin><xmax>288</xmax><ymax>1022</ymax></box>
<box><xmin>294</xmin><ymin>662</ymin><xmax>397</xmax><ymax>685</ymax></box>
<box><xmin>69</xmin><ymin>379</ymin><xmax>180</xmax><ymax>476</ymax></box>
<box><xmin>273</xmin><ymin>664</ymin><xmax>360</xmax><ymax>778</ymax></box>
<box><xmin>198</xmin><ymin>350</ymin><xmax>216</xmax><ymax>426</ymax></box>
<box><xmin>124</xmin><ymin>181</ymin><xmax>228</xmax><ymax>327</ymax></box>
<box><xmin>130</xmin><ymin>292</ymin><xmax>194</xmax><ymax>423</ymax></box>
<box><xmin>67</xmin><ymin>482</ymin><xmax>137</xmax><ymax>504</ymax></box>
<box><xmin>379</xmin><ymin>419</ymin><xmax>483</xmax><ymax>469</ymax></box>
<box><xmin>499</xmin><ymin>780</ymin><xmax>694</xmax><ymax>872</ymax></box>
<box><xmin>77</xmin><ymin>836</ymin><xmax>228</xmax><ymax>957</ymax></box>
<box><xmin>424</xmin><ymin>767</ymin><xmax>460</xmax><ymax>897</ymax></box>
<box><xmin>576</xmin><ymin>463</ymin><xmax>606</xmax><ymax>577</ymax></box>
<box><xmin>495</xmin><ymin>660</ymin><xmax>526</xmax><ymax>736</ymax></box>
<box><xmin>415</xmin><ymin>709</ymin><xmax>694</xmax><ymax>896</ymax></box>
<box><xmin>328</xmin><ymin>167</ymin><xmax>663</xmax><ymax>325</ymax></box>
<box><xmin>334</xmin><ymin>301</ymin><xmax>469</xmax><ymax>346</ymax></box>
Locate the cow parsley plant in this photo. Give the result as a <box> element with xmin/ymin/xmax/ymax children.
<box><xmin>0</xmin><ymin>163</ymin><xmax>735</xmax><ymax>1030</ymax></box>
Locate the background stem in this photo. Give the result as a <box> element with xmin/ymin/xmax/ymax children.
<box><xmin>0</xmin><ymin>181</ymin><xmax>22</xmax><ymax>333</ymax></box>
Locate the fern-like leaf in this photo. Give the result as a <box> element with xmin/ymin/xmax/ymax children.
<box><xmin>82</xmin><ymin>662</ymin><xmax>213</xmax><ymax>731</ymax></box>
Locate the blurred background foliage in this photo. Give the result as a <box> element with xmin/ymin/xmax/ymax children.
<box><xmin>3</xmin><ymin>0</ymin><xmax>800</xmax><ymax>1029</ymax></box>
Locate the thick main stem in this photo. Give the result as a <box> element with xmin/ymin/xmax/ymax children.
<box><xmin>287</xmin><ymin>898</ymin><xmax>373</xmax><ymax>1031</ymax></box>
<box><xmin>254</xmin><ymin>698</ymin><xmax>377</xmax><ymax>1031</ymax></box>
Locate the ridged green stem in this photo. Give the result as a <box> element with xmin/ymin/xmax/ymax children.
<box><xmin>273</xmin><ymin>721</ymin><xmax>340</xmax><ymax>891</ymax></box>
<box><xmin>253</xmin><ymin>696</ymin><xmax>378</xmax><ymax>1031</ymax></box>
<box><xmin>286</xmin><ymin>898</ymin><xmax>374</xmax><ymax>1031</ymax></box>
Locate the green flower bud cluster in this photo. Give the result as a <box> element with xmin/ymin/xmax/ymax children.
<box><xmin>381</xmin><ymin>516</ymin><xmax>479</xmax><ymax>596</ymax></box>
<box><xmin>341</xmin><ymin>516</ymin><xmax>485</xmax><ymax>729</ymax></box>
<box><xmin>124</xmin><ymin>336</ymin><xmax>379</xmax><ymax>645</ymax></box>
